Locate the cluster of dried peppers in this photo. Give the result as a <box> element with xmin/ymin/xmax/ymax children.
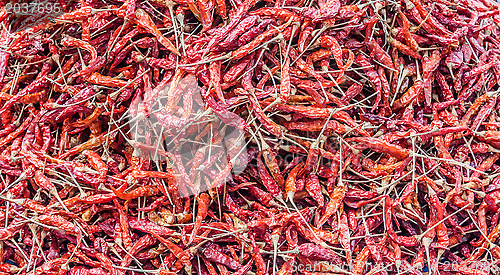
<box><xmin>1</xmin><ymin>0</ymin><xmax>500</xmax><ymax>274</ymax></box>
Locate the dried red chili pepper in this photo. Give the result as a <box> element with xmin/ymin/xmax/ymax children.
<box><xmin>255</xmin><ymin>152</ymin><xmax>283</xmax><ymax>199</ymax></box>
<box><xmin>189</xmin><ymin>193</ymin><xmax>210</xmax><ymax>244</ymax></box>
<box><xmin>232</xmin><ymin>20</ymin><xmax>292</xmax><ymax>60</ymax></box>
<box><xmin>133</xmin><ymin>9</ymin><xmax>180</xmax><ymax>56</ymax></box>
<box><xmin>297</xmin><ymin>243</ymin><xmax>341</xmax><ymax>264</ymax></box>
<box><xmin>422</xmin><ymin>50</ymin><xmax>441</xmax><ymax>106</ymax></box>
<box><xmin>305</xmin><ymin>174</ymin><xmax>324</xmax><ymax>207</ymax></box>
<box><xmin>317</xmin><ymin>185</ymin><xmax>345</xmax><ymax>227</ymax></box>
<box><xmin>356</xmin><ymin>54</ymin><xmax>383</xmax><ymax>109</ymax></box>
<box><xmin>247</xmin><ymin>93</ymin><xmax>283</xmax><ymax>137</ymax></box>
<box><xmin>111</xmin><ymin>185</ymin><xmax>158</xmax><ymax>200</ymax></box>
<box><xmin>238</xmin><ymin>19</ymin><xmax>275</xmax><ymax>46</ymax></box>
<box><xmin>201</xmin><ymin>243</ymin><xmax>242</xmax><ymax>270</ymax></box>
<box><xmin>38</xmin><ymin>215</ymin><xmax>82</xmax><ymax>241</ymax></box>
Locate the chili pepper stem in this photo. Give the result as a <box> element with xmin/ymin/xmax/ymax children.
<box><xmin>390</xmin><ymin>65</ymin><xmax>408</xmax><ymax>107</ymax></box>
<box><xmin>271</xmin><ymin>233</ymin><xmax>279</xmax><ymax>275</ymax></box>
<box><xmin>261</xmin><ymin>247</ymin><xmax>299</xmax><ymax>255</ymax></box>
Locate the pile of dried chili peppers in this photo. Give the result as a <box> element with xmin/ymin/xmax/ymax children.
<box><xmin>1</xmin><ymin>0</ymin><xmax>500</xmax><ymax>273</ymax></box>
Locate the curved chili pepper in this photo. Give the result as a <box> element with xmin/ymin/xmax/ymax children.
<box><xmin>247</xmin><ymin>94</ymin><xmax>283</xmax><ymax>137</ymax></box>
<box><xmin>356</xmin><ymin>54</ymin><xmax>382</xmax><ymax>109</ymax></box>
<box><xmin>348</xmin><ymin>137</ymin><xmax>411</xmax><ymax>160</ymax></box>
<box><xmin>305</xmin><ymin>174</ymin><xmax>324</xmax><ymax>207</ymax></box>
<box><xmin>366</xmin><ymin>40</ymin><xmax>395</xmax><ymax>70</ymax></box>
<box><xmin>393</xmin><ymin>80</ymin><xmax>424</xmax><ymax>110</ymax></box>
<box><xmin>38</xmin><ymin>214</ymin><xmax>82</xmax><ymax>241</ymax></box>
<box><xmin>201</xmin><ymin>243</ymin><xmax>242</xmax><ymax>270</ymax></box>
<box><xmin>133</xmin><ymin>9</ymin><xmax>180</xmax><ymax>56</ymax></box>
<box><xmin>390</xmin><ymin>37</ymin><xmax>422</xmax><ymax>59</ymax></box>
<box><xmin>61</xmin><ymin>36</ymin><xmax>98</xmax><ymax>60</ymax></box>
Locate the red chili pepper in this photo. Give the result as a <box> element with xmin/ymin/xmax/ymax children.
<box><xmin>197</xmin><ymin>0</ymin><xmax>215</xmax><ymax>31</ymax></box>
<box><xmin>38</xmin><ymin>215</ymin><xmax>82</xmax><ymax>241</ymax></box>
<box><xmin>34</xmin><ymin>170</ymin><xmax>56</xmax><ymax>192</ymax></box>
<box><xmin>120</xmin><ymin>235</ymin><xmax>156</xmax><ymax>267</ymax></box>
<box><xmin>247</xmin><ymin>93</ymin><xmax>283</xmax><ymax>137</ymax></box>
<box><xmin>305</xmin><ymin>174</ymin><xmax>324</xmax><ymax>207</ymax></box>
<box><xmin>111</xmin><ymin>185</ymin><xmax>158</xmax><ymax>200</ymax></box>
<box><xmin>133</xmin><ymin>9</ymin><xmax>180</xmax><ymax>56</ymax></box>
<box><xmin>0</xmin><ymin>218</ymin><xmax>26</xmax><ymax>240</ymax></box>
<box><xmin>285</xmin><ymin>163</ymin><xmax>303</xmax><ymax>201</ymax></box>
<box><xmin>58</xmin><ymin>131</ymin><xmax>116</xmax><ymax>160</ymax></box>
<box><xmin>366</xmin><ymin>40</ymin><xmax>395</xmax><ymax>70</ymax></box>
<box><xmin>279</xmin><ymin>56</ymin><xmax>291</xmax><ymax>103</ymax></box>
<box><xmin>0</xmin><ymin>31</ymin><xmax>10</xmax><ymax>84</ymax></box>
<box><xmin>57</xmin><ymin>6</ymin><xmax>92</xmax><ymax>21</ymax></box>
<box><xmin>262</xmin><ymin>146</ymin><xmax>285</xmax><ymax>189</ymax></box>
<box><xmin>348</xmin><ymin>137</ymin><xmax>411</xmax><ymax>160</ymax></box>
<box><xmin>153</xmin><ymin>233</ymin><xmax>193</xmax><ymax>274</ymax></box>
<box><xmin>189</xmin><ymin>193</ymin><xmax>210</xmax><ymax>244</ymax></box>
<box><xmin>232</xmin><ymin>20</ymin><xmax>292</xmax><ymax>60</ymax></box>
<box><xmin>215</xmin><ymin>0</ymin><xmax>227</xmax><ymax>19</ymax></box>
<box><xmin>297</xmin><ymin>243</ymin><xmax>341</xmax><ymax>264</ymax></box>
<box><xmin>247</xmin><ymin>234</ymin><xmax>267</xmax><ymax>275</ymax></box>
<box><xmin>352</xmin><ymin>247</ymin><xmax>370</xmax><ymax>275</ymax></box>
<box><xmin>317</xmin><ymin>185</ymin><xmax>345</xmax><ymax>227</ymax></box>
<box><xmin>250</xmin><ymin>7</ymin><xmax>300</xmax><ymax>21</ymax></box>
<box><xmin>112</xmin><ymin>198</ymin><xmax>132</xmax><ymax>248</ymax></box>
<box><xmin>0</xmin><ymin>64</ymin><xmax>50</xmax><ymax>115</ymax></box>
<box><xmin>412</xmin><ymin>0</ymin><xmax>453</xmax><ymax>35</ymax></box>
<box><xmin>224</xmin><ymin>191</ymin><xmax>252</xmax><ymax>221</ymax></box>
<box><xmin>86</xmin><ymin>73</ymin><xmax>129</xmax><ymax>88</ymax></box>
<box><xmin>238</xmin><ymin>19</ymin><xmax>275</xmax><ymax>46</ymax></box>
<box><xmin>84</xmin><ymin>150</ymin><xmax>107</xmax><ymax>182</ymax></box>
<box><xmin>428</xmin><ymin>187</ymin><xmax>449</xmax><ymax>249</ymax></box>
<box><xmin>302</xmin><ymin>0</ymin><xmax>340</xmax><ymax>22</ymax></box>
<box><xmin>61</xmin><ymin>36</ymin><xmax>98</xmax><ymax>60</ymax></box>
<box><xmin>385</xmin><ymin>198</ymin><xmax>418</xmax><ymax>247</ymax></box>
<box><xmin>393</xmin><ymin>79</ymin><xmax>424</xmax><ymax>110</ymax></box>
<box><xmin>201</xmin><ymin>243</ymin><xmax>242</xmax><ymax>270</ymax></box>
<box><xmin>422</xmin><ymin>50</ymin><xmax>441</xmax><ymax>106</ymax></box>
<box><xmin>365</xmin><ymin>235</ymin><xmax>387</xmax><ymax>275</ymax></box>
<box><xmin>128</xmin><ymin>216</ymin><xmax>175</xmax><ymax>236</ymax></box>
<box><xmin>399</xmin><ymin>9</ymin><xmax>419</xmax><ymax>51</ymax></box>
<box><xmin>220</xmin><ymin>16</ymin><xmax>259</xmax><ymax>48</ymax></box>
<box><xmin>201</xmin><ymin>88</ymin><xmax>249</xmax><ymax>131</ymax></box>
<box><xmin>356</xmin><ymin>54</ymin><xmax>382</xmax><ymax>110</ymax></box>
<box><xmin>256</xmin><ymin>152</ymin><xmax>283</xmax><ymax>199</ymax></box>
